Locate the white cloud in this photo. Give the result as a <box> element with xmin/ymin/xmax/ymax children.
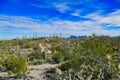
<box><xmin>53</xmin><ymin>3</ymin><xmax>70</xmax><ymax>12</ymax></box>
<box><xmin>71</xmin><ymin>10</ymin><xmax>81</xmax><ymax>16</ymax></box>
<box><xmin>84</xmin><ymin>10</ymin><xmax>120</xmax><ymax>26</ymax></box>
<box><xmin>0</xmin><ymin>10</ymin><xmax>120</xmax><ymax>38</ymax></box>
<box><xmin>0</xmin><ymin>15</ymin><xmax>42</xmax><ymax>32</ymax></box>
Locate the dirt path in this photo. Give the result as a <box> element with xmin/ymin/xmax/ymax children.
<box><xmin>27</xmin><ymin>63</ymin><xmax>58</xmax><ymax>80</ymax></box>
<box><xmin>0</xmin><ymin>63</ymin><xmax>58</xmax><ymax>80</ymax></box>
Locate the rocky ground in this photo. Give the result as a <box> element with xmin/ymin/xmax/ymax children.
<box><xmin>0</xmin><ymin>63</ymin><xmax>58</xmax><ymax>80</ymax></box>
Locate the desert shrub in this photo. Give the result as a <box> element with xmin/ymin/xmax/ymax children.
<box><xmin>51</xmin><ymin>37</ymin><xmax>120</xmax><ymax>80</ymax></box>
<box><xmin>27</xmin><ymin>46</ymin><xmax>45</xmax><ymax>65</ymax></box>
<box><xmin>52</xmin><ymin>52</ymin><xmax>64</xmax><ymax>63</ymax></box>
<box><xmin>58</xmin><ymin>56</ymin><xmax>118</xmax><ymax>80</ymax></box>
<box><xmin>28</xmin><ymin>43</ymin><xmax>43</xmax><ymax>59</ymax></box>
<box><xmin>3</xmin><ymin>54</ymin><xmax>28</xmax><ymax>78</ymax></box>
<box><xmin>0</xmin><ymin>54</ymin><xmax>7</xmax><ymax>71</ymax></box>
<box><xmin>28</xmin><ymin>52</ymin><xmax>44</xmax><ymax>61</ymax></box>
<box><xmin>51</xmin><ymin>44</ymin><xmax>70</xmax><ymax>63</ymax></box>
<box><xmin>51</xmin><ymin>41</ymin><xmax>70</xmax><ymax>63</ymax></box>
<box><xmin>28</xmin><ymin>59</ymin><xmax>45</xmax><ymax>65</ymax></box>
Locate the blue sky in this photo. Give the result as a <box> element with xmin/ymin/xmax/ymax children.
<box><xmin>0</xmin><ymin>0</ymin><xmax>120</xmax><ymax>39</ymax></box>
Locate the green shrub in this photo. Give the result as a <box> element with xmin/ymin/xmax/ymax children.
<box><xmin>52</xmin><ymin>37</ymin><xmax>120</xmax><ymax>80</ymax></box>
<box><xmin>4</xmin><ymin>55</ymin><xmax>28</xmax><ymax>78</ymax></box>
<box><xmin>0</xmin><ymin>54</ymin><xmax>7</xmax><ymax>71</ymax></box>
<box><xmin>28</xmin><ymin>47</ymin><xmax>44</xmax><ymax>61</ymax></box>
<box><xmin>28</xmin><ymin>59</ymin><xmax>45</xmax><ymax>65</ymax></box>
<box><xmin>52</xmin><ymin>52</ymin><xmax>64</xmax><ymax>63</ymax></box>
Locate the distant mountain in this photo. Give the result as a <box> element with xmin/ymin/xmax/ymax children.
<box><xmin>70</xmin><ymin>35</ymin><xmax>87</xmax><ymax>39</ymax></box>
<box><xmin>112</xmin><ymin>36</ymin><xmax>120</xmax><ymax>38</ymax></box>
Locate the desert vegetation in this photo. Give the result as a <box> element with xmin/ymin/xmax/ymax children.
<box><xmin>0</xmin><ymin>34</ymin><xmax>120</xmax><ymax>80</ymax></box>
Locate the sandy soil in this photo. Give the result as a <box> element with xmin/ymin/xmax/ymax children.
<box><xmin>0</xmin><ymin>63</ymin><xmax>58</xmax><ymax>80</ymax></box>
<box><xmin>27</xmin><ymin>63</ymin><xmax>58</xmax><ymax>80</ymax></box>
